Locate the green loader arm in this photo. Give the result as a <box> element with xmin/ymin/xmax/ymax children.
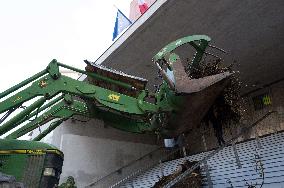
<box><xmin>0</xmin><ymin>35</ymin><xmax>232</xmax><ymax>139</ymax></box>
<box><xmin>5</xmin><ymin>96</ymin><xmax>89</xmax><ymax>140</ymax></box>
<box><xmin>0</xmin><ymin>60</ymin><xmax>159</xmax><ymax>137</ymax></box>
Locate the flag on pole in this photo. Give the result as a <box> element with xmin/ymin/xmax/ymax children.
<box><xmin>138</xmin><ymin>0</ymin><xmax>149</xmax><ymax>14</ymax></box>
<box><xmin>112</xmin><ymin>9</ymin><xmax>132</xmax><ymax>41</ymax></box>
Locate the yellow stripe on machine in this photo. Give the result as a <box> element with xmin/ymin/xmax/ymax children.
<box><xmin>0</xmin><ymin>149</ymin><xmax>63</xmax><ymax>157</ymax></box>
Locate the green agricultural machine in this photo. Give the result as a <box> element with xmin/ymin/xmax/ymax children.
<box><xmin>0</xmin><ymin>139</ymin><xmax>63</xmax><ymax>187</ymax></box>
<box><xmin>0</xmin><ymin>35</ymin><xmax>232</xmax><ymax>187</ymax></box>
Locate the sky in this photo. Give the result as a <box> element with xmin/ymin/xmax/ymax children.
<box><xmin>0</xmin><ymin>0</ymin><xmax>132</xmax><ymax>92</ymax></box>
<box><xmin>0</xmin><ymin>0</ymin><xmax>133</xmax><ymax>139</ymax></box>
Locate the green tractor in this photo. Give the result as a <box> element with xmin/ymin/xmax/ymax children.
<box><xmin>0</xmin><ymin>139</ymin><xmax>63</xmax><ymax>187</ymax></box>
<box><xmin>0</xmin><ymin>35</ymin><xmax>232</xmax><ymax>187</ymax></box>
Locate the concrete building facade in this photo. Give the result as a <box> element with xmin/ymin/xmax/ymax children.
<box><xmin>184</xmin><ymin>80</ymin><xmax>284</xmax><ymax>154</ymax></box>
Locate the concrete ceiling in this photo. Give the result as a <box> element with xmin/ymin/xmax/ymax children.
<box><xmin>95</xmin><ymin>0</ymin><xmax>284</xmax><ymax>93</ymax></box>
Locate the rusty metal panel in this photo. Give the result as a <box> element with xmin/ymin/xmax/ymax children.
<box><xmin>85</xmin><ymin>62</ymin><xmax>148</xmax><ymax>97</ymax></box>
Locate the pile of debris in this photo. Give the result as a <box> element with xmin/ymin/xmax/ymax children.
<box><xmin>153</xmin><ymin>160</ymin><xmax>202</xmax><ymax>188</ymax></box>
<box><xmin>185</xmin><ymin>57</ymin><xmax>245</xmax><ymax>145</ymax></box>
<box><xmin>187</xmin><ymin>58</ymin><xmax>244</xmax><ymax>126</ymax></box>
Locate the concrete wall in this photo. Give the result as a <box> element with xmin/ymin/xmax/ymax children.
<box><xmin>58</xmin><ymin>134</ymin><xmax>159</xmax><ymax>187</ymax></box>
<box><xmin>52</xmin><ymin>118</ymin><xmax>158</xmax><ymax>147</ymax></box>
<box><xmin>184</xmin><ymin>80</ymin><xmax>284</xmax><ymax>154</ymax></box>
<box><xmin>241</xmin><ymin>80</ymin><xmax>284</xmax><ymax>138</ymax></box>
<box><xmin>51</xmin><ymin>118</ymin><xmax>160</xmax><ymax>187</ymax></box>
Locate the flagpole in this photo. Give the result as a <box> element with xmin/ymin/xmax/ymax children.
<box><xmin>113</xmin><ymin>4</ymin><xmax>132</xmax><ymax>23</ymax></box>
<box><xmin>113</xmin><ymin>4</ymin><xmax>119</xmax><ymax>10</ymax></box>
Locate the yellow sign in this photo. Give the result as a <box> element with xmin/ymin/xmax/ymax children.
<box><xmin>39</xmin><ymin>80</ymin><xmax>48</xmax><ymax>88</ymax></box>
<box><xmin>13</xmin><ymin>96</ymin><xmax>22</xmax><ymax>103</ymax></box>
<box><xmin>262</xmin><ymin>95</ymin><xmax>272</xmax><ymax>105</ymax></box>
<box><xmin>108</xmin><ymin>94</ymin><xmax>120</xmax><ymax>102</ymax></box>
<box><xmin>26</xmin><ymin>149</ymin><xmax>45</xmax><ymax>155</ymax></box>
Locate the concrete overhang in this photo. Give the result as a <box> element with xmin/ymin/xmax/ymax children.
<box><xmin>93</xmin><ymin>0</ymin><xmax>284</xmax><ymax>93</ymax></box>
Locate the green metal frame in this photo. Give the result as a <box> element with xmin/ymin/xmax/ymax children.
<box><xmin>0</xmin><ymin>35</ymin><xmax>222</xmax><ymax>140</ymax></box>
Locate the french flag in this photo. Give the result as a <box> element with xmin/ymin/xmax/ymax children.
<box><xmin>138</xmin><ymin>0</ymin><xmax>149</xmax><ymax>14</ymax></box>
<box><xmin>112</xmin><ymin>9</ymin><xmax>132</xmax><ymax>41</ymax></box>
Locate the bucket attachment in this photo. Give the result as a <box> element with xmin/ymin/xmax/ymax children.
<box><xmin>163</xmin><ymin>56</ymin><xmax>232</xmax><ymax>136</ymax></box>
<box><xmin>153</xmin><ymin>35</ymin><xmax>234</xmax><ymax>137</ymax></box>
<box><xmin>167</xmin><ymin>75</ymin><xmax>232</xmax><ymax>137</ymax></box>
<box><xmin>172</xmin><ymin>57</ymin><xmax>232</xmax><ymax>94</ymax></box>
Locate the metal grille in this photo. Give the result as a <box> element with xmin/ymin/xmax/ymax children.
<box><xmin>118</xmin><ymin>132</ymin><xmax>284</xmax><ymax>187</ymax></box>
<box><xmin>21</xmin><ymin>155</ymin><xmax>45</xmax><ymax>188</ymax></box>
